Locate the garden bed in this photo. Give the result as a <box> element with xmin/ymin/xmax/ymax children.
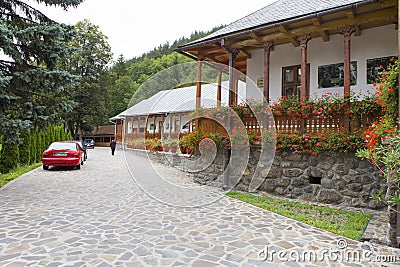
<box><xmin>227</xmin><ymin>191</ymin><xmax>372</xmax><ymax>240</ymax></box>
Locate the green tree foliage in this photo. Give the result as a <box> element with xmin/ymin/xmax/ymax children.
<box><xmin>102</xmin><ymin>26</ymin><xmax>225</xmax><ymax>119</ymax></box>
<box><xmin>0</xmin><ymin>125</ymin><xmax>70</xmax><ymax>174</ymax></box>
<box><xmin>101</xmin><ymin>55</ymin><xmax>139</xmax><ymax>121</ymax></box>
<box><xmin>0</xmin><ymin>0</ymin><xmax>83</xmax><ymax>145</ymax></box>
<box><xmin>61</xmin><ymin>20</ymin><xmax>113</xmax><ymax>139</ymax></box>
<box><xmin>0</xmin><ymin>143</ymin><xmax>19</xmax><ymax>174</ymax></box>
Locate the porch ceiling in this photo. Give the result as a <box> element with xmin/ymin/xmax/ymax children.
<box><xmin>177</xmin><ymin>0</ymin><xmax>397</xmax><ymax>74</ymax></box>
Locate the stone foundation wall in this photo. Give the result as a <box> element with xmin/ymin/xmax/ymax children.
<box><xmin>128</xmin><ymin>147</ymin><xmax>387</xmax><ymax>210</ymax></box>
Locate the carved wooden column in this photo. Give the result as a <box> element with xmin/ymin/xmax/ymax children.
<box><xmin>340</xmin><ymin>26</ymin><xmax>355</xmax><ymax>100</ymax></box>
<box><xmin>196</xmin><ymin>56</ymin><xmax>204</xmax><ymax>109</ymax></box>
<box><xmin>228</xmin><ymin>49</ymin><xmax>239</xmax><ymax>106</ymax></box>
<box><xmin>217</xmin><ymin>66</ymin><xmax>223</xmax><ymax>108</ymax></box>
<box><xmin>298</xmin><ymin>34</ymin><xmax>311</xmax><ymax>100</ymax></box>
<box><xmin>263</xmin><ymin>41</ymin><xmax>274</xmax><ymax>103</ymax></box>
<box><xmin>153</xmin><ymin>116</ymin><xmax>156</xmax><ymax>134</ymax></box>
<box><xmin>340</xmin><ymin>26</ymin><xmax>355</xmax><ymax>131</ymax></box>
<box><xmin>169</xmin><ymin>115</ymin><xmax>172</xmax><ymax>136</ymax></box>
<box><xmin>297</xmin><ymin>34</ymin><xmax>311</xmax><ymax>134</ymax></box>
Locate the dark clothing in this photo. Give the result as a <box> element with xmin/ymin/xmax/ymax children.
<box><xmin>110</xmin><ymin>140</ymin><xmax>116</xmax><ymax>155</ymax></box>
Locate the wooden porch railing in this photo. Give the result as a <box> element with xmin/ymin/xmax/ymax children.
<box><xmin>198</xmin><ymin>111</ymin><xmax>380</xmax><ymax>137</ymax></box>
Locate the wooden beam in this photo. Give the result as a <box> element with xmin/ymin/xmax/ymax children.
<box><xmin>279</xmin><ymin>25</ymin><xmax>300</xmax><ymax>47</ymax></box>
<box><xmin>196</xmin><ymin>57</ymin><xmax>203</xmax><ymax>109</ymax></box>
<box><xmin>263</xmin><ymin>41</ymin><xmax>273</xmax><ymax>103</ymax></box>
<box><xmin>346</xmin><ymin>10</ymin><xmax>361</xmax><ymax>36</ymax></box>
<box><xmin>227</xmin><ymin>49</ymin><xmax>239</xmax><ymax>106</ymax></box>
<box><xmin>217</xmin><ymin>67</ymin><xmax>222</xmax><ymax>108</ymax></box>
<box><xmin>229</xmin><ymin>32</ymin><xmax>285</xmax><ymax>49</ymax></box>
<box><xmin>239</xmin><ymin>49</ymin><xmax>251</xmax><ymax>59</ymax></box>
<box><xmin>227</xmin><ymin>8</ymin><xmax>396</xmax><ymax>50</ymax></box>
<box><xmin>312</xmin><ymin>17</ymin><xmax>329</xmax><ymax>42</ymax></box>
<box><xmin>250</xmin><ymin>33</ymin><xmax>263</xmax><ymax>44</ymax></box>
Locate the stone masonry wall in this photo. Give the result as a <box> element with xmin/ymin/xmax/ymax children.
<box><xmin>128</xmin><ymin>147</ymin><xmax>387</xmax><ymax>210</ymax></box>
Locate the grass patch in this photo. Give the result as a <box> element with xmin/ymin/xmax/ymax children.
<box><xmin>226</xmin><ymin>191</ymin><xmax>372</xmax><ymax>241</ymax></box>
<box><xmin>0</xmin><ymin>163</ymin><xmax>41</xmax><ymax>188</ymax></box>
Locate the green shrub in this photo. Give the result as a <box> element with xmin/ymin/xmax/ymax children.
<box><xmin>0</xmin><ymin>143</ymin><xmax>20</xmax><ymax>174</ymax></box>
<box><xmin>19</xmin><ymin>132</ymin><xmax>31</xmax><ymax>165</ymax></box>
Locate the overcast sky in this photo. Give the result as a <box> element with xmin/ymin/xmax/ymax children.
<box><xmin>27</xmin><ymin>0</ymin><xmax>276</xmax><ymax>61</ymax></box>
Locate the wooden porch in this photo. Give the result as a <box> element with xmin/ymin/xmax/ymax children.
<box><xmin>198</xmin><ymin>109</ymin><xmax>379</xmax><ymax>137</ymax></box>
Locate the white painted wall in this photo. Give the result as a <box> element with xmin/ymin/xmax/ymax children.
<box><xmin>246</xmin><ymin>25</ymin><xmax>397</xmax><ymax>103</ymax></box>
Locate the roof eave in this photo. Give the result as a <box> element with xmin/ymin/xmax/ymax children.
<box><xmin>175</xmin><ymin>0</ymin><xmax>377</xmax><ymax>54</ymax></box>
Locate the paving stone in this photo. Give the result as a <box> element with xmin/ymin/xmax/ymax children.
<box><xmin>192</xmin><ymin>259</ymin><xmax>218</xmax><ymax>267</ymax></box>
<box><xmin>0</xmin><ymin>148</ymin><xmax>396</xmax><ymax>267</ymax></box>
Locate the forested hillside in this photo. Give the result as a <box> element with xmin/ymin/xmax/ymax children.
<box><xmin>101</xmin><ymin>26</ymin><xmax>224</xmax><ymax>124</ymax></box>
<box><xmin>1</xmin><ymin>0</ymin><xmax>222</xmax><ymax>151</ymax></box>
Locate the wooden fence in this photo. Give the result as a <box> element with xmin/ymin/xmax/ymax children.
<box><xmin>198</xmin><ymin>111</ymin><xmax>380</xmax><ymax>137</ymax></box>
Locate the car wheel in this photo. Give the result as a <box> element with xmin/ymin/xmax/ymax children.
<box><xmin>76</xmin><ymin>163</ymin><xmax>80</xmax><ymax>170</ymax></box>
<box><xmin>43</xmin><ymin>165</ymin><xmax>49</xmax><ymax>170</ymax></box>
<box><xmin>81</xmin><ymin>158</ymin><xmax>84</xmax><ymax>165</ymax></box>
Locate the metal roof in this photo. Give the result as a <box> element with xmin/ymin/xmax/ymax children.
<box><xmin>112</xmin><ymin>81</ymin><xmax>246</xmax><ymax>118</ymax></box>
<box><xmin>180</xmin><ymin>0</ymin><xmax>365</xmax><ymax>46</ymax></box>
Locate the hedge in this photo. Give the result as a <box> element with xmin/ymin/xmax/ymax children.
<box><xmin>0</xmin><ymin>126</ymin><xmax>72</xmax><ymax>174</ymax></box>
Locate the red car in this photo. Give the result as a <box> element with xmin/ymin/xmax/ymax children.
<box><xmin>42</xmin><ymin>141</ymin><xmax>84</xmax><ymax>170</ymax></box>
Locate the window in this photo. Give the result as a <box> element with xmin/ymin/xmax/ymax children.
<box><xmin>282</xmin><ymin>65</ymin><xmax>309</xmax><ymax>98</ymax></box>
<box><xmin>174</xmin><ymin>119</ymin><xmax>180</xmax><ymax>133</ymax></box>
<box><xmin>318</xmin><ymin>61</ymin><xmax>357</xmax><ymax>88</ymax></box>
<box><xmin>149</xmin><ymin>123</ymin><xmax>154</xmax><ymax>131</ymax></box>
<box><xmin>127</xmin><ymin>121</ymin><xmax>132</xmax><ymax>134</ymax></box>
<box><xmin>367</xmin><ymin>56</ymin><xmax>397</xmax><ymax>84</ymax></box>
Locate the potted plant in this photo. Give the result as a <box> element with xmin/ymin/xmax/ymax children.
<box><xmin>162</xmin><ymin>140</ymin><xmax>170</xmax><ymax>152</ymax></box>
<box><xmin>150</xmin><ymin>138</ymin><xmax>162</xmax><ymax>152</ymax></box>
<box><xmin>178</xmin><ymin>138</ymin><xmax>188</xmax><ymax>154</ymax></box>
<box><xmin>169</xmin><ymin>140</ymin><xmax>178</xmax><ymax>153</ymax></box>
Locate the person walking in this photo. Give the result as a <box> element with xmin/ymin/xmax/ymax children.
<box><xmin>110</xmin><ymin>139</ymin><xmax>116</xmax><ymax>156</ymax></box>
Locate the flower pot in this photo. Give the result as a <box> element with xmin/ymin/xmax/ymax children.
<box><xmin>180</xmin><ymin>146</ymin><xmax>187</xmax><ymax>154</ymax></box>
<box><xmin>170</xmin><ymin>146</ymin><xmax>177</xmax><ymax>153</ymax></box>
<box><xmin>164</xmin><ymin>146</ymin><xmax>170</xmax><ymax>152</ymax></box>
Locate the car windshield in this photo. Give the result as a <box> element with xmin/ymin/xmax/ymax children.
<box><xmin>48</xmin><ymin>142</ymin><xmax>77</xmax><ymax>151</ymax></box>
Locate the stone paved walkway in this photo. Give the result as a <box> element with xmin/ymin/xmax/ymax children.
<box><xmin>0</xmin><ymin>147</ymin><xmax>399</xmax><ymax>266</ymax></box>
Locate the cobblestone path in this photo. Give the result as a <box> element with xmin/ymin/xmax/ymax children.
<box><xmin>0</xmin><ymin>147</ymin><xmax>399</xmax><ymax>266</ymax></box>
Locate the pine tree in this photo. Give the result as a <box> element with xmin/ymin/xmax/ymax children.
<box><xmin>0</xmin><ymin>143</ymin><xmax>19</xmax><ymax>174</ymax></box>
<box><xmin>19</xmin><ymin>131</ymin><xmax>31</xmax><ymax>165</ymax></box>
<box><xmin>0</xmin><ymin>0</ymin><xmax>84</xmax><ymax>145</ymax></box>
